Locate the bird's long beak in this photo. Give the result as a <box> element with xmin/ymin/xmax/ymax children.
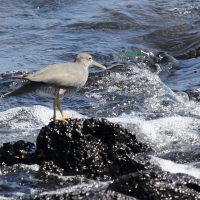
<box><xmin>92</xmin><ymin>61</ymin><xmax>106</xmax><ymax>69</ymax></box>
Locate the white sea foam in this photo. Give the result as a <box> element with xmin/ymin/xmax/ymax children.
<box><xmin>0</xmin><ymin>105</ymin><xmax>85</xmax><ymax>129</ymax></box>
<box><xmin>16</xmin><ymin>164</ymin><xmax>40</xmax><ymax>172</ymax></box>
<box><xmin>0</xmin><ymin>105</ymin><xmax>85</xmax><ymax>145</ymax></box>
<box><xmin>108</xmin><ymin>112</ymin><xmax>200</xmax><ymax>154</ymax></box>
<box><xmin>37</xmin><ymin>181</ymin><xmax>109</xmax><ymax>197</ymax></box>
<box><xmin>151</xmin><ymin>156</ymin><xmax>200</xmax><ymax>179</ymax></box>
<box><xmin>0</xmin><ymin>197</ymin><xmax>15</xmax><ymax>200</ymax></box>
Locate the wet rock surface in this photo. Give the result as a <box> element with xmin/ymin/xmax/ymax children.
<box><xmin>0</xmin><ymin>140</ymin><xmax>36</xmax><ymax>165</ymax></box>
<box><xmin>29</xmin><ymin>190</ymin><xmax>138</xmax><ymax>200</ymax></box>
<box><xmin>36</xmin><ymin>118</ymin><xmax>150</xmax><ymax>180</ymax></box>
<box><xmin>108</xmin><ymin>171</ymin><xmax>200</xmax><ymax>199</ymax></box>
<box><xmin>0</xmin><ymin>118</ymin><xmax>199</xmax><ymax>199</ymax></box>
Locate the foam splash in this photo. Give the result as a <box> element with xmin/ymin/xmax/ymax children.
<box><xmin>151</xmin><ymin>156</ymin><xmax>200</xmax><ymax>179</ymax></box>
<box><xmin>108</xmin><ymin>112</ymin><xmax>200</xmax><ymax>154</ymax></box>
<box><xmin>0</xmin><ymin>105</ymin><xmax>85</xmax><ymax>145</ymax></box>
<box><xmin>0</xmin><ymin>105</ymin><xmax>85</xmax><ymax>129</ymax></box>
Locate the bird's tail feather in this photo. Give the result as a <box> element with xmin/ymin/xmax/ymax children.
<box><xmin>3</xmin><ymin>82</ymin><xmax>42</xmax><ymax>97</ymax></box>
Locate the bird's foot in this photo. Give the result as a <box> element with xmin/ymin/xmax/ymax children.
<box><xmin>50</xmin><ymin>117</ymin><xmax>68</xmax><ymax>123</ymax></box>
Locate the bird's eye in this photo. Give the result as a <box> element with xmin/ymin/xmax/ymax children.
<box><xmin>89</xmin><ymin>57</ymin><xmax>92</xmax><ymax>60</ymax></box>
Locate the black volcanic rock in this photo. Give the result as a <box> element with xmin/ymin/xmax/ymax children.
<box><xmin>108</xmin><ymin>170</ymin><xmax>200</xmax><ymax>199</ymax></box>
<box><xmin>36</xmin><ymin>118</ymin><xmax>150</xmax><ymax>180</ymax></box>
<box><xmin>0</xmin><ymin>140</ymin><xmax>35</xmax><ymax>165</ymax></box>
<box><xmin>30</xmin><ymin>190</ymin><xmax>138</xmax><ymax>200</ymax></box>
<box><xmin>0</xmin><ymin>118</ymin><xmax>200</xmax><ymax>199</ymax></box>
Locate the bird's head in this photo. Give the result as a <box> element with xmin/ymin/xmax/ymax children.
<box><xmin>75</xmin><ymin>53</ymin><xmax>106</xmax><ymax>69</ymax></box>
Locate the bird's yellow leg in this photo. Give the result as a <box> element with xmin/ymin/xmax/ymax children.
<box><xmin>51</xmin><ymin>99</ymin><xmax>68</xmax><ymax>123</ymax></box>
<box><xmin>57</xmin><ymin>101</ymin><xmax>68</xmax><ymax>120</ymax></box>
<box><xmin>53</xmin><ymin>99</ymin><xmax>57</xmax><ymax>120</ymax></box>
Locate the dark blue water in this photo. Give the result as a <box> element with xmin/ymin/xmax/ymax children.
<box><xmin>0</xmin><ymin>0</ymin><xmax>200</xmax><ymax>198</ymax></box>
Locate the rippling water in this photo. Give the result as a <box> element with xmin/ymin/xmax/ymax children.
<box><xmin>0</xmin><ymin>0</ymin><xmax>200</xmax><ymax>198</ymax></box>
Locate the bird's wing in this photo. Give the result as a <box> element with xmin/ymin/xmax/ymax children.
<box><xmin>24</xmin><ymin>63</ymin><xmax>88</xmax><ymax>88</ymax></box>
<box><xmin>3</xmin><ymin>82</ymin><xmax>43</xmax><ymax>97</ymax></box>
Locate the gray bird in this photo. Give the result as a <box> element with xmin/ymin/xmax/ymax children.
<box><xmin>3</xmin><ymin>52</ymin><xmax>106</xmax><ymax>122</ymax></box>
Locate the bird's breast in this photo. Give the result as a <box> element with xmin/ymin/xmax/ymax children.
<box><xmin>32</xmin><ymin>86</ymin><xmax>59</xmax><ymax>98</ymax></box>
<box><xmin>32</xmin><ymin>85</ymin><xmax>80</xmax><ymax>99</ymax></box>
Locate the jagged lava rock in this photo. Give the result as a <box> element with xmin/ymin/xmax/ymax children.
<box><xmin>36</xmin><ymin>118</ymin><xmax>150</xmax><ymax>180</ymax></box>
<box><xmin>30</xmin><ymin>190</ymin><xmax>138</xmax><ymax>200</ymax></box>
<box><xmin>0</xmin><ymin>140</ymin><xmax>35</xmax><ymax>165</ymax></box>
<box><xmin>108</xmin><ymin>170</ymin><xmax>200</xmax><ymax>199</ymax></box>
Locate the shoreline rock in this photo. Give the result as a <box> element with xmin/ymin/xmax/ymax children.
<box><xmin>36</xmin><ymin>118</ymin><xmax>151</xmax><ymax>180</ymax></box>
<box><xmin>108</xmin><ymin>171</ymin><xmax>200</xmax><ymax>199</ymax></box>
<box><xmin>0</xmin><ymin>118</ymin><xmax>199</xmax><ymax>199</ymax></box>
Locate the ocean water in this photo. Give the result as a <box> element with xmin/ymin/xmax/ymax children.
<box><xmin>0</xmin><ymin>0</ymin><xmax>200</xmax><ymax>198</ymax></box>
